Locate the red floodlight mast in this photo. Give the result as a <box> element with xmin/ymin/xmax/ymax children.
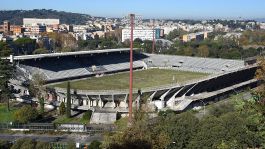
<box><xmin>152</xmin><ymin>19</ymin><xmax>155</xmax><ymax>54</ymax></box>
<box><xmin>128</xmin><ymin>14</ymin><xmax>135</xmax><ymax>123</ymax></box>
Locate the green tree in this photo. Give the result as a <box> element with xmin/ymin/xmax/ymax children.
<box><xmin>82</xmin><ymin>110</ymin><xmax>92</xmax><ymax>120</ymax></box>
<box><xmin>0</xmin><ymin>59</ymin><xmax>14</xmax><ymax>111</ymax></box>
<box><xmin>142</xmin><ymin>40</ymin><xmax>153</xmax><ymax>53</ymax></box>
<box><xmin>160</xmin><ymin>112</ymin><xmax>199</xmax><ymax>149</ymax></box>
<box><xmin>11</xmin><ymin>138</ymin><xmax>26</xmax><ymax>149</ymax></box>
<box><xmin>67</xmin><ymin>141</ymin><xmax>76</xmax><ymax>149</ymax></box>
<box><xmin>20</xmin><ymin>139</ymin><xmax>36</xmax><ymax>149</ymax></box>
<box><xmin>166</xmin><ymin>29</ymin><xmax>187</xmax><ymax>41</ymax></box>
<box><xmin>11</xmin><ymin>138</ymin><xmax>36</xmax><ymax>149</ymax></box>
<box><xmin>14</xmin><ymin>38</ymin><xmax>36</xmax><ymax>55</ymax></box>
<box><xmin>184</xmin><ymin>46</ymin><xmax>193</xmax><ymax>56</ymax></box>
<box><xmin>197</xmin><ymin>45</ymin><xmax>209</xmax><ymax>57</ymax></box>
<box><xmin>39</xmin><ymin>97</ymin><xmax>45</xmax><ymax>114</ymax></box>
<box><xmin>188</xmin><ymin>116</ymin><xmax>226</xmax><ymax>149</ymax></box>
<box><xmin>29</xmin><ymin>74</ymin><xmax>46</xmax><ymax>108</ymax></box>
<box><xmin>59</xmin><ymin>102</ymin><xmax>66</xmax><ymax>115</ymax></box>
<box><xmin>33</xmin><ymin>48</ymin><xmax>48</xmax><ymax>54</ymax></box>
<box><xmin>89</xmin><ymin>140</ymin><xmax>102</xmax><ymax>149</ymax></box>
<box><xmin>0</xmin><ymin>41</ymin><xmax>12</xmax><ymax>57</ymax></box>
<box><xmin>14</xmin><ymin>105</ymin><xmax>39</xmax><ymax>123</ymax></box>
<box><xmin>134</xmin><ymin>38</ymin><xmax>143</xmax><ymax>49</ymax></box>
<box><xmin>208</xmin><ymin>102</ymin><xmax>235</xmax><ymax>117</ymax></box>
<box><xmin>0</xmin><ymin>139</ymin><xmax>12</xmax><ymax>149</ymax></box>
<box><xmin>29</xmin><ymin>74</ymin><xmax>46</xmax><ymax>98</ymax></box>
<box><xmin>35</xmin><ymin>141</ymin><xmax>50</xmax><ymax>149</ymax></box>
<box><xmin>99</xmin><ymin>39</ymin><xmax>117</xmax><ymax>49</ymax></box>
<box><xmin>102</xmin><ymin>107</ymin><xmax>170</xmax><ymax>149</ymax></box>
<box><xmin>216</xmin><ymin>140</ymin><xmax>239</xmax><ymax>149</ymax></box>
<box><xmin>66</xmin><ymin>81</ymin><xmax>71</xmax><ymax>118</ymax></box>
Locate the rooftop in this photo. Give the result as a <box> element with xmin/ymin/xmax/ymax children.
<box><xmin>4</xmin><ymin>48</ymin><xmax>137</xmax><ymax>61</ymax></box>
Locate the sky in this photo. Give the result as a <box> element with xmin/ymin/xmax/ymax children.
<box><xmin>1</xmin><ymin>0</ymin><xmax>265</xmax><ymax>19</ymax></box>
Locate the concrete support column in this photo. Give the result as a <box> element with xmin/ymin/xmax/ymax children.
<box><xmin>133</xmin><ymin>95</ymin><xmax>140</xmax><ymax>110</ymax></box>
<box><xmin>98</xmin><ymin>99</ymin><xmax>104</xmax><ymax>108</ymax></box>
<box><xmin>123</xmin><ymin>94</ymin><xmax>128</xmax><ymax>108</ymax></box>
<box><xmin>112</xmin><ymin>95</ymin><xmax>115</xmax><ymax>109</ymax></box>
<box><xmin>98</xmin><ymin>95</ymin><xmax>104</xmax><ymax>108</ymax></box>
<box><xmin>93</xmin><ymin>100</ymin><xmax>97</xmax><ymax>107</ymax></box>
<box><xmin>167</xmin><ymin>87</ymin><xmax>184</xmax><ymax>107</ymax></box>
<box><xmin>160</xmin><ymin>89</ymin><xmax>172</xmax><ymax>101</ymax></box>
<box><xmin>85</xmin><ymin>95</ymin><xmax>90</xmax><ymax>108</ymax></box>
<box><xmin>57</xmin><ymin>95</ymin><xmax>60</xmax><ymax>102</ymax></box>
<box><xmin>148</xmin><ymin>91</ymin><xmax>157</xmax><ymax>101</ymax></box>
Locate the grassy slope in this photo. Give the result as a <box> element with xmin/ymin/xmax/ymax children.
<box><xmin>0</xmin><ymin>104</ymin><xmax>17</xmax><ymax>122</ymax></box>
<box><xmin>52</xmin><ymin>69</ymin><xmax>208</xmax><ymax>90</ymax></box>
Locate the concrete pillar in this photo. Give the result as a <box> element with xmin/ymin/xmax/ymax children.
<box><xmin>98</xmin><ymin>95</ymin><xmax>104</xmax><ymax>108</ymax></box>
<box><xmin>124</xmin><ymin>94</ymin><xmax>128</xmax><ymax>109</ymax></box>
<box><xmin>57</xmin><ymin>95</ymin><xmax>60</xmax><ymax>102</ymax></box>
<box><xmin>98</xmin><ymin>99</ymin><xmax>104</xmax><ymax>108</ymax></box>
<box><xmin>90</xmin><ymin>100</ymin><xmax>93</xmax><ymax>107</ymax></box>
<box><xmin>93</xmin><ymin>100</ymin><xmax>97</xmax><ymax>107</ymax></box>
<box><xmin>167</xmin><ymin>87</ymin><xmax>184</xmax><ymax>108</ymax></box>
<box><xmin>112</xmin><ymin>95</ymin><xmax>115</xmax><ymax>108</ymax></box>
<box><xmin>85</xmin><ymin>95</ymin><xmax>90</xmax><ymax>108</ymax></box>
<box><xmin>133</xmin><ymin>95</ymin><xmax>140</xmax><ymax>110</ymax></box>
<box><xmin>160</xmin><ymin>89</ymin><xmax>172</xmax><ymax>101</ymax></box>
<box><xmin>148</xmin><ymin>91</ymin><xmax>157</xmax><ymax>101</ymax></box>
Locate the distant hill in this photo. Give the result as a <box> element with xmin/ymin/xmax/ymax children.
<box><xmin>255</xmin><ymin>18</ymin><xmax>265</xmax><ymax>23</ymax></box>
<box><xmin>0</xmin><ymin>9</ymin><xmax>92</xmax><ymax>25</ymax></box>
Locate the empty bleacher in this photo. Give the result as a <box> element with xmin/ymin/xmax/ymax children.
<box><xmin>18</xmin><ymin>52</ymin><xmax>147</xmax><ymax>82</ymax></box>
<box><xmin>145</xmin><ymin>54</ymin><xmax>245</xmax><ymax>74</ymax></box>
<box><xmin>16</xmin><ymin>51</ymin><xmax>246</xmax><ymax>82</ymax></box>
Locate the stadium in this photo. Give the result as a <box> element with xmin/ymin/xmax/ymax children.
<box><xmin>9</xmin><ymin>48</ymin><xmax>258</xmax><ymax>124</ymax></box>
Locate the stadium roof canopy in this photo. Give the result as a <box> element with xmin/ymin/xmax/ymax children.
<box><xmin>4</xmin><ymin>48</ymin><xmax>136</xmax><ymax>61</ymax></box>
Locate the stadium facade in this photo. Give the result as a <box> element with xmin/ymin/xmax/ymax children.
<box><xmin>6</xmin><ymin>48</ymin><xmax>258</xmax><ymax>123</ymax></box>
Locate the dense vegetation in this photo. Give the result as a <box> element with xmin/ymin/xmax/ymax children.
<box><xmin>103</xmin><ymin>93</ymin><xmax>264</xmax><ymax>149</ymax></box>
<box><xmin>0</xmin><ymin>9</ymin><xmax>91</xmax><ymax>25</ymax></box>
<box><xmin>161</xmin><ymin>30</ymin><xmax>265</xmax><ymax>59</ymax></box>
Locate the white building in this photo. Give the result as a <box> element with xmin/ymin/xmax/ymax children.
<box><xmin>23</xmin><ymin>18</ymin><xmax>59</xmax><ymax>27</ymax></box>
<box><xmin>122</xmin><ymin>28</ymin><xmax>154</xmax><ymax>42</ymax></box>
<box><xmin>260</xmin><ymin>23</ymin><xmax>265</xmax><ymax>30</ymax></box>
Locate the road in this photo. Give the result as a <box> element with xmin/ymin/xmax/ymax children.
<box><xmin>0</xmin><ymin>133</ymin><xmax>103</xmax><ymax>143</ymax></box>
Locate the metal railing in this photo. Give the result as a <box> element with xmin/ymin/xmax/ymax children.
<box><xmin>0</xmin><ymin>122</ymin><xmax>115</xmax><ymax>133</ymax></box>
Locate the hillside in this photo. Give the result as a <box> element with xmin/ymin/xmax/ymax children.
<box><xmin>0</xmin><ymin>9</ymin><xmax>92</xmax><ymax>25</ymax></box>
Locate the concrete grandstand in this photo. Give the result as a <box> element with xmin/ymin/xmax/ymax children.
<box><xmin>7</xmin><ymin>48</ymin><xmax>258</xmax><ymax>124</ymax></box>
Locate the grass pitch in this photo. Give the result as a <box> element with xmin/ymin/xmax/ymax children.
<box><xmin>52</xmin><ymin>69</ymin><xmax>208</xmax><ymax>90</ymax></box>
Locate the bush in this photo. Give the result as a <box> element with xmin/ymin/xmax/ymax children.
<box><xmin>209</xmin><ymin>102</ymin><xmax>235</xmax><ymax>117</ymax></box>
<box><xmin>59</xmin><ymin>102</ymin><xmax>66</xmax><ymax>115</ymax></box>
<box><xmin>116</xmin><ymin>112</ymin><xmax>122</xmax><ymax>120</ymax></box>
<box><xmin>67</xmin><ymin>141</ymin><xmax>76</xmax><ymax>149</ymax></box>
<box><xmin>11</xmin><ymin>138</ymin><xmax>36</xmax><ymax>149</ymax></box>
<box><xmin>89</xmin><ymin>140</ymin><xmax>102</xmax><ymax>149</ymax></box>
<box><xmin>0</xmin><ymin>139</ymin><xmax>11</xmax><ymax>149</ymax></box>
<box><xmin>35</xmin><ymin>141</ymin><xmax>50</xmax><ymax>149</ymax></box>
<box><xmin>82</xmin><ymin>110</ymin><xmax>92</xmax><ymax>120</ymax></box>
<box><xmin>14</xmin><ymin>105</ymin><xmax>39</xmax><ymax>123</ymax></box>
